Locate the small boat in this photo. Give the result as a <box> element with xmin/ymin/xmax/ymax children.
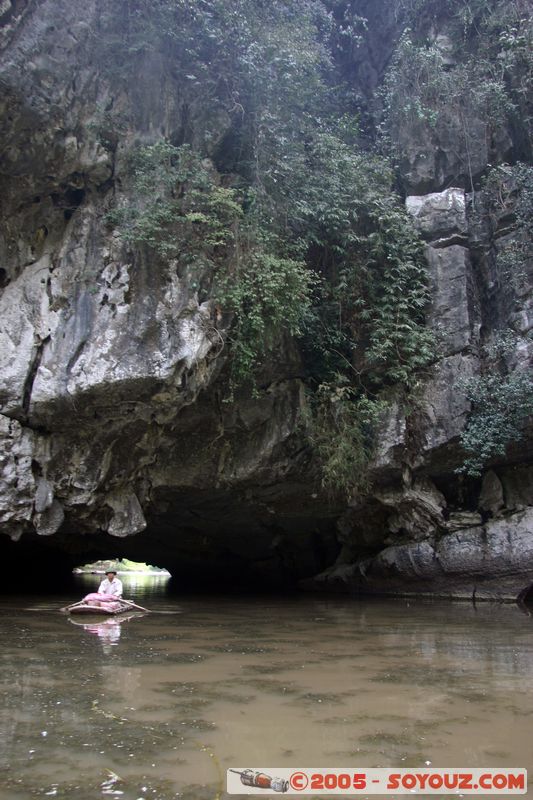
<box><xmin>69</xmin><ymin>603</ymin><xmax>131</xmax><ymax>616</ymax></box>
<box><xmin>69</xmin><ymin>600</ymin><xmax>135</xmax><ymax>615</ymax></box>
<box><xmin>61</xmin><ymin>594</ymin><xmax>149</xmax><ymax>615</ymax></box>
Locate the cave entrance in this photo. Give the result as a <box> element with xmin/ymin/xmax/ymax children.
<box><xmin>517</xmin><ymin>583</ymin><xmax>533</xmax><ymax>606</ymax></box>
<box><xmin>72</xmin><ymin>558</ymin><xmax>171</xmax><ymax>603</ymax></box>
<box><xmin>73</xmin><ymin>558</ymin><xmax>171</xmax><ymax>578</ymax></box>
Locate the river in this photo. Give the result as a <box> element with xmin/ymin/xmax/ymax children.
<box><xmin>1</xmin><ymin>575</ymin><xmax>532</xmax><ymax>799</ymax></box>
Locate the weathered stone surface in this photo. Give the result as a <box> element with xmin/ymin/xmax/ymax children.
<box><xmin>0</xmin><ymin>258</ymin><xmax>56</xmax><ymax>416</ymax></box>
<box><xmin>306</xmin><ymin>509</ymin><xmax>533</xmax><ymax>600</ymax></box>
<box><xmin>397</xmin><ymin>106</ymin><xmax>513</xmax><ymax>194</ymax></box>
<box><xmin>406</xmin><ymin>188</ymin><xmax>467</xmax><ymax>245</ymax></box>
<box><xmin>426</xmin><ymin>245</ymin><xmax>477</xmax><ymax>355</ymax></box>
<box><xmin>375</xmin><ymin>477</ymin><xmax>446</xmax><ymax>541</ymax></box>
<box><xmin>0</xmin><ymin>415</ymin><xmax>35</xmax><ymax>539</ymax></box>
<box><xmin>414</xmin><ymin>353</ymin><xmax>477</xmax><ymax>459</ymax></box>
<box><xmin>0</xmin><ymin>3</ymin><xmax>532</xmax><ymax>596</ymax></box>
<box><xmin>370</xmin><ymin>399</ymin><xmax>406</xmax><ymax>471</ymax></box>
<box><xmin>106</xmin><ymin>491</ymin><xmax>146</xmax><ymax>538</ymax></box>
<box><xmin>34</xmin><ymin>477</ymin><xmax>54</xmax><ymax>513</ymax></box>
<box><xmin>369</xmin><ymin>187</ymin><xmax>480</xmax><ymax>474</ymax></box>
<box><xmin>437</xmin><ymin>512</ymin><xmax>533</xmax><ymax>591</ymax></box>
<box><xmin>445</xmin><ymin>511</ymin><xmax>483</xmax><ymax>531</ymax></box>
<box><xmin>34</xmin><ymin>499</ymin><xmax>65</xmax><ymax>536</ymax></box>
<box><xmin>478</xmin><ymin>470</ymin><xmax>504</xmax><ymax>516</ymax></box>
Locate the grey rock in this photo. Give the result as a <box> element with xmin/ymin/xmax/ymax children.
<box><xmin>436</xmin><ymin>511</ymin><xmax>533</xmax><ymax>591</ymax></box>
<box><xmin>371</xmin><ymin>540</ymin><xmax>442</xmax><ymax>580</ymax></box>
<box><xmin>445</xmin><ymin>511</ymin><xmax>483</xmax><ymax>531</ymax></box>
<box><xmin>500</xmin><ymin>466</ymin><xmax>533</xmax><ymax>510</ymax></box>
<box><xmin>307</xmin><ymin>509</ymin><xmax>533</xmax><ymax>600</ymax></box>
<box><xmin>415</xmin><ymin>353</ymin><xmax>477</xmax><ymax>459</ymax></box>
<box><xmin>375</xmin><ymin>477</ymin><xmax>446</xmax><ymax>541</ymax></box>
<box><xmin>406</xmin><ymin>188</ymin><xmax>467</xmax><ymax>244</ymax></box>
<box><xmin>34</xmin><ymin>499</ymin><xmax>65</xmax><ymax>536</ymax></box>
<box><xmin>478</xmin><ymin>470</ymin><xmax>504</xmax><ymax>515</ymax></box>
<box><xmin>106</xmin><ymin>491</ymin><xmax>147</xmax><ymax>538</ymax></box>
<box><xmin>0</xmin><ymin>414</ymin><xmax>35</xmax><ymax>538</ymax></box>
<box><xmin>426</xmin><ymin>245</ymin><xmax>477</xmax><ymax>355</ymax></box>
<box><xmin>0</xmin><ymin>258</ymin><xmax>56</xmax><ymax>416</ymax></box>
<box><xmin>397</xmin><ymin>103</ymin><xmax>512</xmax><ymax>194</ymax></box>
<box><xmin>370</xmin><ymin>399</ymin><xmax>406</xmax><ymax>471</ymax></box>
<box><xmin>34</xmin><ymin>477</ymin><xmax>54</xmax><ymax>513</ymax></box>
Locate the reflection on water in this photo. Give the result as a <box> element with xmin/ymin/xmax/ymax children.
<box><xmin>68</xmin><ymin>614</ymin><xmax>146</xmax><ymax>654</ymax></box>
<box><xmin>1</xmin><ymin>587</ymin><xmax>533</xmax><ymax>799</ymax></box>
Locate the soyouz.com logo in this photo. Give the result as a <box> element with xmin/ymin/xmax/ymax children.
<box><xmin>227</xmin><ymin>768</ymin><xmax>528</xmax><ymax>794</ymax></box>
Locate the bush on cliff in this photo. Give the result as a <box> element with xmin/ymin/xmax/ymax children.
<box><xmin>105</xmin><ymin>0</ymin><xmax>437</xmax><ymax>496</ymax></box>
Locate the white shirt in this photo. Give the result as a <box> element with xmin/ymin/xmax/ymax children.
<box><xmin>98</xmin><ymin>576</ymin><xmax>123</xmax><ymax>597</ymax></box>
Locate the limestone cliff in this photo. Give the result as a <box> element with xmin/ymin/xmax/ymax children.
<box><xmin>1</xmin><ymin>0</ymin><xmax>532</xmax><ymax>597</ymax></box>
<box><xmin>308</xmin><ymin>185</ymin><xmax>533</xmax><ymax>600</ymax></box>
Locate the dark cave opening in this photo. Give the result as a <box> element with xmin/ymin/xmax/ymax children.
<box><xmin>517</xmin><ymin>582</ymin><xmax>533</xmax><ymax>606</ymax></box>
<box><xmin>0</xmin><ymin>508</ymin><xmax>340</xmax><ymax>596</ymax></box>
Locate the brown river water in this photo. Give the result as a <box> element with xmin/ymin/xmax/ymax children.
<box><xmin>1</xmin><ymin>575</ymin><xmax>532</xmax><ymax>800</ymax></box>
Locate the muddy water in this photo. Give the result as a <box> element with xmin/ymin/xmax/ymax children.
<box><xmin>1</xmin><ymin>578</ymin><xmax>533</xmax><ymax>799</ymax></box>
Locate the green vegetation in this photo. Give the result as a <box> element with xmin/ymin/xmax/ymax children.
<box><xmin>479</xmin><ymin>162</ymin><xmax>533</xmax><ymax>283</ymax></box>
<box><xmin>108</xmin><ymin>142</ymin><xmax>242</xmax><ymax>260</ymax></box>
<box><xmin>108</xmin><ymin>141</ymin><xmax>312</xmax><ymax>391</ymax></box>
<box><xmin>75</xmin><ymin>559</ymin><xmax>170</xmax><ymax>574</ymax></box>
<box><xmin>458</xmin><ymin>370</ymin><xmax>533</xmax><ymax>477</ymax></box>
<box><xmin>380</xmin><ymin>31</ymin><xmax>512</xmax><ymax>192</ymax></box>
<box><xmin>216</xmin><ymin>242</ymin><xmax>313</xmax><ymax>388</ymax></box>
<box><xmin>458</xmin><ymin>330</ymin><xmax>533</xmax><ymax>476</ymax></box>
<box><xmin>382</xmin><ymin>0</ymin><xmax>533</xmax><ymax>187</ymax></box>
<box><xmin>103</xmin><ymin>0</ymin><xmax>466</xmax><ymax>496</ymax></box>
<box><xmin>303</xmin><ymin>383</ymin><xmax>386</xmax><ymax>498</ymax></box>
<box><xmin>107</xmin><ymin>0</ymin><xmax>533</xmax><ymax>492</ymax></box>
<box><xmin>457</xmin><ymin>161</ymin><xmax>533</xmax><ymax>477</ymax></box>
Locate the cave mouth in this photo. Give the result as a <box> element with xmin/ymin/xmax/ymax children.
<box><xmin>517</xmin><ymin>583</ymin><xmax>533</xmax><ymax>606</ymax></box>
<box><xmin>69</xmin><ymin>558</ymin><xmax>172</xmax><ymax>602</ymax></box>
<box><xmin>0</xmin><ymin>518</ymin><xmax>338</xmax><ymax>595</ymax></box>
<box><xmin>0</xmin><ymin>535</ymin><xmax>178</xmax><ymax>595</ymax></box>
<box><xmin>73</xmin><ymin>557</ymin><xmax>171</xmax><ymax>577</ymax></box>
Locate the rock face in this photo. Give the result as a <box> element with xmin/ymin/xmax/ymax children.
<box><xmin>309</xmin><ymin>509</ymin><xmax>533</xmax><ymax>601</ymax></box>
<box><xmin>0</xmin><ymin>0</ymin><xmax>532</xmax><ymax>597</ymax></box>
<box><xmin>307</xmin><ymin>184</ymin><xmax>533</xmax><ymax>601</ymax></box>
<box><xmin>0</xmin><ymin>0</ymin><xmax>340</xmax><ymax>587</ymax></box>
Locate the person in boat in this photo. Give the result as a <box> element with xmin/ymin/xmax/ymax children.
<box><xmin>98</xmin><ymin>570</ymin><xmax>123</xmax><ymax>598</ymax></box>
<box><xmin>82</xmin><ymin>570</ymin><xmax>124</xmax><ymax>607</ymax></box>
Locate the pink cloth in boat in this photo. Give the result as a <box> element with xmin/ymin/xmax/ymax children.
<box><xmin>83</xmin><ymin>592</ymin><xmax>119</xmax><ymax>602</ymax></box>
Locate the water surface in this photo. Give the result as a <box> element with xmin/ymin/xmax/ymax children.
<box><xmin>1</xmin><ymin>579</ymin><xmax>532</xmax><ymax>799</ymax></box>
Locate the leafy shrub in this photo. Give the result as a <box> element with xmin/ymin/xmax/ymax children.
<box><xmin>108</xmin><ymin>142</ymin><xmax>311</xmax><ymax>392</ymax></box>
<box><xmin>458</xmin><ymin>370</ymin><xmax>533</xmax><ymax>476</ymax></box>
<box><xmin>217</xmin><ymin>243</ymin><xmax>313</xmax><ymax>387</ymax></box>
<box><xmin>107</xmin><ymin>142</ymin><xmax>242</xmax><ymax>261</ymax></box>
<box><xmin>380</xmin><ymin>30</ymin><xmax>514</xmax><ymax>190</ymax></box>
<box><xmin>478</xmin><ymin>162</ymin><xmax>533</xmax><ymax>286</ymax></box>
<box><xmin>302</xmin><ymin>382</ymin><xmax>386</xmax><ymax>498</ymax></box>
<box><xmin>103</xmin><ymin>1</ymin><xmax>439</xmax><ymax>494</ymax></box>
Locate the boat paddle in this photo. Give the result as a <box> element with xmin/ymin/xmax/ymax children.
<box><xmin>116</xmin><ymin>598</ymin><xmax>150</xmax><ymax>612</ymax></box>
<box><xmin>60</xmin><ymin>600</ymin><xmax>89</xmax><ymax>612</ymax></box>
<box><xmin>60</xmin><ymin>598</ymin><xmax>149</xmax><ymax>613</ymax></box>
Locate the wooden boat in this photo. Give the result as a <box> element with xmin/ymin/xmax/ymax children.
<box><xmin>68</xmin><ymin>599</ymin><xmax>140</xmax><ymax>615</ymax></box>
